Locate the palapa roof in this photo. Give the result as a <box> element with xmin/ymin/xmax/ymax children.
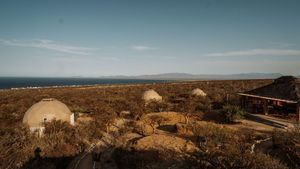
<box><xmin>238</xmin><ymin>76</ymin><xmax>300</xmax><ymax>103</ymax></box>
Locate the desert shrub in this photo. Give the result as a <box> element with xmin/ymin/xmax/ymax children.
<box><xmin>209</xmin><ymin>93</ymin><xmax>224</xmax><ymax>104</ymax></box>
<box><xmin>70</xmin><ymin>105</ymin><xmax>87</xmax><ymax>114</ymax></box>
<box><xmin>190</xmin><ymin>122</ymin><xmax>236</xmax><ymax>149</ymax></box>
<box><xmin>187</xmin><ymin>124</ymin><xmax>287</xmax><ymax>169</ymax></box>
<box><xmin>0</xmin><ymin>124</ymin><xmax>36</xmax><ymax>169</ymax></box>
<box><xmin>220</xmin><ymin>104</ymin><xmax>245</xmax><ymax>123</ymax></box>
<box><xmin>272</xmin><ymin>125</ymin><xmax>300</xmax><ymax>168</ymax></box>
<box><xmin>77</xmin><ymin>120</ymin><xmax>103</xmax><ymax>143</ymax></box>
<box><xmin>0</xmin><ymin>120</ymin><xmax>105</xmax><ymax>169</ymax></box>
<box><xmin>144</xmin><ymin>101</ymin><xmax>169</xmax><ymax>113</ymax></box>
<box><xmin>195</xmin><ymin>97</ymin><xmax>212</xmax><ymax>113</ymax></box>
<box><xmin>40</xmin><ymin>120</ymin><xmax>85</xmax><ymax>157</ymax></box>
<box><xmin>187</xmin><ymin>148</ymin><xmax>288</xmax><ymax>169</ymax></box>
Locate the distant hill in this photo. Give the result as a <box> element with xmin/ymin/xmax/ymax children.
<box><xmin>100</xmin><ymin>73</ymin><xmax>284</xmax><ymax>80</ymax></box>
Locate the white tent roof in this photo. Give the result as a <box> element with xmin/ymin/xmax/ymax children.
<box><xmin>23</xmin><ymin>98</ymin><xmax>72</xmax><ymax>127</ymax></box>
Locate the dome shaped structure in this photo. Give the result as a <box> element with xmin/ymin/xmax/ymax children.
<box><xmin>191</xmin><ymin>88</ymin><xmax>207</xmax><ymax>97</ymax></box>
<box><xmin>142</xmin><ymin>89</ymin><xmax>162</xmax><ymax>103</ymax></box>
<box><xmin>23</xmin><ymin>98</ymin><xmax>74</xmax><ymax>128</ymax></box>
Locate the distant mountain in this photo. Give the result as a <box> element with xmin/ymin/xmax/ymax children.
<box><xmin>100</xmin><ymin>73</ymin><xmax>284</xmax><ymax>80</ymax></box>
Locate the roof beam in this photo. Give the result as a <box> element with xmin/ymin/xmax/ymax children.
<box><xmin>237</xmin><ymin>93</ymin><xmax>298</xmax><ymax>104</ymax></box>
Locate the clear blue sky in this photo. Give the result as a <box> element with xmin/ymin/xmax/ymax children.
<box><xmin>0</xmin><ymin>0</ymin><xmax>300</xmax><ymax>77</ymax></box>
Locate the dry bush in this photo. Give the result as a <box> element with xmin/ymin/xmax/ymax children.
<box><xmin>272</xmin><ymin>125</ymin><xmax>300</xmax><ymax>168</ymax></box>
<box><xmin>186</xmin><ymin>123</ymin><xmax>287</xmax><ymax>169</ymax></box>
<box><xmin>144</xmin><ymin>101</ymin><xmax>170</xmax><ymax>113</ymax></box>
<box><xmin>194</xmin><ymin>97</ymin><xmax>212</xmax><ymax>113</ymax></box>
<box><xmin>187</xmin><ymin>148</ymin><xmax>288</xmax><ymax>169</ymax></box>
<box><xmin>220</xmin><ymin>104</ymin><xmax>245</xmax><ymax>124</ymax></box>
<box><xmin>0</xmin><ymin>124</ymin><xmax>36</xmax><ymax>169</ymax></box>
<box><xmin>189</xmin><ymin>122</ymin><xmax>236</xmax><ymax>149</ymax></box>
<box><xmin>0</xmin><ymin>120</ymin><xmax>103</xmax><ymax>169</ymax></box>
<box><xmin>76</xmin><ymin>120</ymin><xmax>103</xmax><ymax>143</ymax></box>
<box><xmin>39</xmin><ymin>120</ymin><xmax>85</xmax><ymax>157</ymax></box>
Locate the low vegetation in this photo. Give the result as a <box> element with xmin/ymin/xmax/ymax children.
<box><xmin>2</xmin><ymin>79</ymin><xmax>296</xmax><ymax>169</ymax></box>
<box><xmin>272</xmin><ymin>125</ymin><xmax>300</xmax><ymax>168</ymax></box>
<box><xmin>220</xmin><ymin>104</ymin><xmax>246</xmax><ymax>123</ymax></box>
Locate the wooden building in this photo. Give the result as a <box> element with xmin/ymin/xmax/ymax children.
<box><xmin>238</xmin><ymin>76</ymin><xmax>300</xmax><ymax>122</ymax></box>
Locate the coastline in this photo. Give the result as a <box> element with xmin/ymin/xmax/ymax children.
<box><xmin>0</xmin><ymin>78</ymin><xmax>275</xmax><ymax>92</ymax></box>
<box><xmin>0</xmin><ymin>80</ymin><xmax>174</xmax><ymax>91</ymax></box>
<box><xmin>0</xmin><ymin>78</ymin><xmax>173</xmax><ymax>91</ymax></box>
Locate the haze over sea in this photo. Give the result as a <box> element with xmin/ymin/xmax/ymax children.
<box><xmin>0</xmin><ymin>77</ymin><xmax>167</xmax><ymax>89</ymax></box>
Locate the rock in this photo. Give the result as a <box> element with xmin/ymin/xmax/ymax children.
<box><xmin>142</xmin><ymin>112</ymin><xmax>186</xmax><ymax>125</ymax></box>
<box><xmin>117</xmin><ymin>132</ymin><xmax>142</xmax><ymax>146</ymax></box>
<box><xmin>134</xmin><ymin>121</ymin><xmax>154</xmax><ymax>136</ymax></box>
<box><xmin>134</xmin><ymin>134</ymin><xmax>198</xmax><ymax>154</ymax></box>
<box><xmin>184</xmin><ymin>140</ymin><xmax>197</xmax><ymax>152</ymax></box>
<box><xmin>175</xmin><ymin>123</ymin><xmax>187</xmax><ymax>134</ymax></box>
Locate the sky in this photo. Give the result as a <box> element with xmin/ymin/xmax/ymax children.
<box><xmin>0</xmin><ymin>0</ymin><xmax>300</xmax><ymax>77</ymax></box>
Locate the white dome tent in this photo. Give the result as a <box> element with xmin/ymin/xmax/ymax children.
<box><xmin>191</xmin><ymin>88</ymin><xmax>207</xmax><ymax>97</ymax></box>
<box><xmin>23</xmin><ymin>98</ymin><xmax>75</xmax><ymax>135</ymax></box>
<box><xmin>142</xmin><ymin>89</ymin><xmax>163</xmax><ymax>103</ymax></box>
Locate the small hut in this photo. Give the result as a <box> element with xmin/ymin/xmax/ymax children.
<box><xmin>23</xmin><ymin>98</ymin><xmax>75</xmax><ymax>134</ymax></box>
<box><xmin>238</xmin><ymin>76</ymin><xmax>300</xmax><ymax>121</ymax></box>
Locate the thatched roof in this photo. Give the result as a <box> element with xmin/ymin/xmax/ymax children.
<box><xmin>238</xmin><ymin>76</ymin><xmax>300</xmax><ymax>103</ymax></box>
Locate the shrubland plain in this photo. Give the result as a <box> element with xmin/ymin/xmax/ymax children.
<box><xmin>0</xmin><ymin>79</ymin><xmax>299</xmax><ymax>169</ymax></box>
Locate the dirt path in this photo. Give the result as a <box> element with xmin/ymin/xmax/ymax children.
<box><xmin>68</xmin><ymin>119</ymin><xmax>125</xmax><ymax>169</ymax></box>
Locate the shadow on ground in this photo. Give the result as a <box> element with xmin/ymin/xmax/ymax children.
<box><xmin>245</xmin><ymin>113</ymin><xmax>289</xmax><ymax>129</ymax></box>
<box><xmin>156</xmin><ymin>125</ymin><xmax>176</xmax><ymax>133</ymax></box>
<box><xmin>21</xmin><ymin>148</ymin><xmax>75</xmax><ymax>169</ymax></box>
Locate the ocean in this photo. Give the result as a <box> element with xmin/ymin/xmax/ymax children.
<box><xmin>0</xmin><ymin>77</ymin><xmax>169</xmax><ymax>90</ymax></box>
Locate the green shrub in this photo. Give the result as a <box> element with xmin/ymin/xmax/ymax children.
<box><xmin>221</xmin><ymin>105</ymin><xmax>245</xmax><ymax>123</ymax></box>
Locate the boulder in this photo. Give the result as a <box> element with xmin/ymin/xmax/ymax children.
<box><xmin>175</xmin><ymin>123</ymin><xmax>187</xmax><ymax>134</ymax></box>
<box><xmin>134</xmin><ymin>121</ymin><xmax>154</xmax><ymax>136</ymax></box>
<box><xmin>134</xmin><ymin>134</ymin><xmax>198</xmax><ymax>154</ymax></box>
<box><xmin>142</xmin><ymin>112</ymin><xmax>186</xmax><ymax>125</ymax></box>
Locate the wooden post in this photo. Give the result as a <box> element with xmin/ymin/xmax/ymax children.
<box><xmin>263</xmin><ymin>100</ymin><xmax>268</xmax><ymax>115</ymax></box>
<box><xmin>245</xmin><ymin>96</ymin><xmax>249</xmax><ymax>112</ymax></box>
<box><xmin>240</xmin><ymin>96</ymin><xmax>244</xmax><ymax>109</ymax></box>
<box><xmin>297</xmin><ymin>102</ymin><xmax>300</xmax><ymax>123</ymax></box>
<box><xmin>226</xmin><ymin>94</ymin><xmax>229</xmax><ymax>103</ymax></box>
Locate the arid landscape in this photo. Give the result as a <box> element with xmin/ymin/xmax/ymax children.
<box><xmin>1</xmin><ymin>79</ymin><xmax>299</xmax><ymax>169</ymax></box>
<box><xmin>1</xmin><ymin>1</ymin><xmax>300</xmax><ymax>168</ymax></box>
